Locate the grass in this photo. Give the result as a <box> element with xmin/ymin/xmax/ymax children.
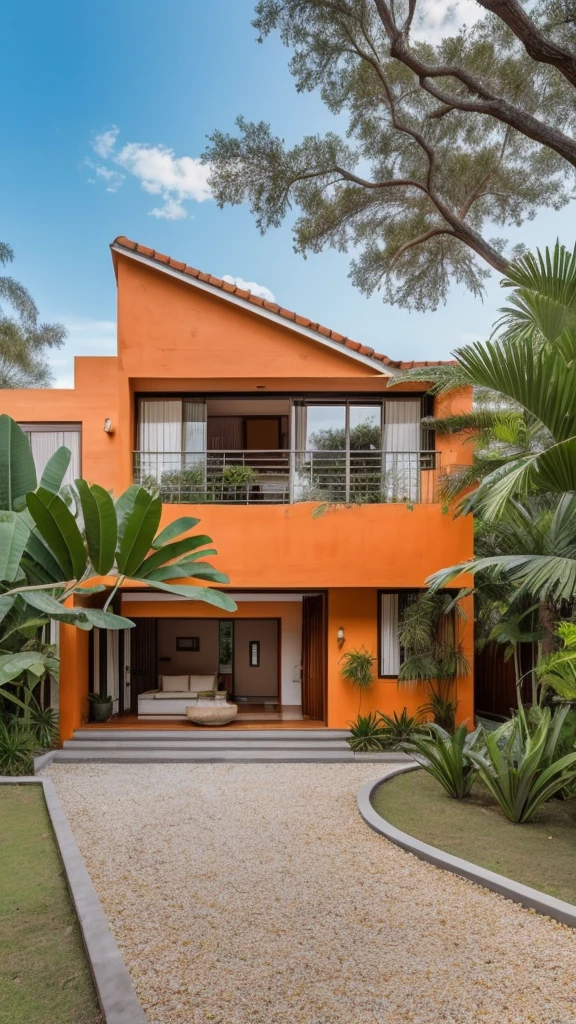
<box><xmin>372</xmin><ymin>769</ymin><xmax>576</xmax><ymax>905</ymax></box>
<box><xmin>0</xmin><ymin>786</ymin><xmax>102</xmax><ymax>1024</ymax></box>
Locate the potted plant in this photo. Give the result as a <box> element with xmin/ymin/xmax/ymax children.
<box><xmin>88</xmin><ymin>693</ymin><xmax>116</xmax><ymax>723</ymax></box>
<box><xmin>339</xmin><ymin>647</ymin><xmax>376</xmax><ymax>712</ymax></box>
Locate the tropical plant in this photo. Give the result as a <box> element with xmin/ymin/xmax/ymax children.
<box><xmin>205</xmin><ymin>3</ymin><xmax>576</xmax><ymax>310</ymax></box>
<box><xmin>0</xmin><ymin>240</ymin><xmax>67</xmax><ymax>388</ymax></box>
<box><xmin>467</xmin><ymin>706</ymin><xmax>576</xmax><ymax>822</ymax></box>
<box><xmin>377</xmin><ymin>708</ymin><xmax>427</xmax><ymax>748</ymax></box>
<box><xmin>340</xmin><ymin>647</ymin><xmax>376</xmax><ymax>712</ymax></box>
<box><xmin>0</xmin><ymin>720</ymin><xmax>38</xmax><ymax>776</ymax></box>
<box><xmin>397</xmin><ymin>591</ymin><xmax>468</xmax><ymax>732</ymax></box>
<box><xmin>488</xmin><ymin>604</ymin><xmax>547</xmax><ymax>707</ymax></box>
<box><xmin>347</xmin><ymin>712</ymin><xmax>388</xmax><ymax>751</ymax></box>
<box><xmin>403</xmin><ymin>723</ymin><xmax>481</xmax><ymax>799</ymax></box>
<box><xmin>537</xmin><ymin>622</ymin><xmax>576</xmax><ymax>702</ymax></box>
<box><xmin>0</xmin><ymin>415</ymin><xmax>237</xmax><ymax>704</ymax></box>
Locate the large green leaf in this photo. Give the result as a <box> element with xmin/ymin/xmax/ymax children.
<box><xmin>0</xmin><ymin>651</ymin><xmax>50</xmax><ymax>686</ymax></box>
<box><xmin>151</xmin><ymin>517</ymin><xmax>201</xmax><ymax>549</ymax></box>
<box><xmin>135</xmin><ymin>535</ymin><xmax>213</xmax><ymax>578</ymax></box>
<box><xmin>81</xmin><ymin>607</ymin><xmax>135</xmax><ymax>630</ymax></box>
<box><xmin>26</xmin><ymin>488</ymin><xmax>87</xmax><ymax>580</ymax></box>
<box><xmin>0</xmin><ymin>415</ymin><xmax>37</xmax><ymax>511</ymax></box>
<box><xmin>22</xmin><ymin>529</ymin><xmax>68</xmax><ymax>583</ymax></box>
<box><xmin>115</xmin><ymin>487</ymin><xmax>162</xmax><ymax>576</ymax></box>
<box><xmin>0</xmin><ymin>511</ymin><xmax>30</xmax><ymax>582</ymax></box>
<box><xmin>132</xmin><ymin>578</ymin><xmax>237</xmax><ymax>612</ymax></box>
<box><xmin>144</xmin><ymin>561</ymin><xmax>230</xmax><ymax>584</ymax></box>
<box><xmin>39</xmin><ymin>446</ymin><xmax>71</xmax><ymax>494</ymax></box>
<box><xmin>76</xmin><ymin>481</ymin><xmax>117</xmax><ymax>575</ymax></box>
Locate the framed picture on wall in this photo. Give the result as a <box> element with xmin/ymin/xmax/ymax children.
<box><xmin>177</xmin><ymin>636</ymin><xmax>200</xmax><ymax>651</ymax></box>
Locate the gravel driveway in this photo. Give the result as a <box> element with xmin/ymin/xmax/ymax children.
<box><xmin>47</xmin><ymin>763</ymin><xmax>576</xmax><ymax>1024</ymax></box>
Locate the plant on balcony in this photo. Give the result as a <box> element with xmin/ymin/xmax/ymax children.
<box><xmin>218</xmin><ymin>464</ymin><xmax>259</xmax><ymax>501</ymax></box>
<box><xmin>340</xmin><ymin>646</ymin><xmax>376</xmax><ymax>713</ymax></box>
<box><xmin>398</xmin><ymin>591</ymin><xmax>468</xmax><ymax>733</ymax></box>
<box><xmin>0</xmin><ymin>415</ymin><xmax>237</xmax><ymax>713</ymax></box>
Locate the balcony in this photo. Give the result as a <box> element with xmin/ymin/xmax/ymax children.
<box><xmin>133</xmin><ymin>449</ymin><xmax>442</xmax><ymax>505</ymax></box>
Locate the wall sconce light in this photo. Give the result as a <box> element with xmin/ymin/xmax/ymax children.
<box><xmin>337</xmin><ymin>626</ymin><xmax>345</xmax><ymax>649</ymax></box>
<box><xmin>103</xmin><ymin>418</ymin><xmax>114</xmax><ymax>434</ymax></box>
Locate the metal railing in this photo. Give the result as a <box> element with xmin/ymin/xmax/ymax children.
<box><xmin>133</xmin><ymin>450</ymin><xmax>442</xmax><ymax>505</ymax></box>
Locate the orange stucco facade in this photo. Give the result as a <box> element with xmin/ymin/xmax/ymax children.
<box><xmin>0</xmin><ymin>240</ymin><xmax>474</xmax><ymax>738</ymax></box>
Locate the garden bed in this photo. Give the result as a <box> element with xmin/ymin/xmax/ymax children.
<box><xmin>371</xmin><ymin>768</ymin><xmax>576</xmax><ymax>905</ymax></box>
<box><xmin>0</xmin><ymin>785</ymin><xmax>102</xmax><ymax>1024</ymax></box>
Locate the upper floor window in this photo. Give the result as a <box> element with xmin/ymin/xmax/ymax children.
<box><xmin>19</xmin><ymin>423</ymin><xmax>81</xmax><ymax>486</ymax></box>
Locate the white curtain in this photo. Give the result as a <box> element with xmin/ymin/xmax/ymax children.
<box><xmin>183</xmin><ymin>400</ymin><xmax>207</xmax><ymax>466</ymax></box>
<box><xmin>138</xmin><ymin>399</ymin><xmax>183</xmax><ymax>479</ymax></box>
<box><xmin>107</xmin><ymin>630</ymin><xmax>120</xmax><ymax>703</ymax></box>
<box><xmin>27</xmin><ymin>429</ymin><xmax>81</xmax><ymax>486</ymax></box>
<box><xmin>383</xmin><ymin>399</ymin><xmax>421</xmax><ymax>500</ymax></box>
<box><xmin>291</xmin><ymin>403</ymin><xmax>308</xmax><ymax>500</ymax></box>
<box><xmin>380</xmin><ymin>593</ymin><xmax>400</xmax><ymax>676</ymax></box>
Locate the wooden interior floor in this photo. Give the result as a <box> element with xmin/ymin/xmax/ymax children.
<box><xmin>83</xmin><ymin>707</ymin><xmax>326</xmax><ymax>730</ymax></box>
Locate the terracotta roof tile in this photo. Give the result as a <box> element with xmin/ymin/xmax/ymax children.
<box><xmin>111</xmin><ymin>237</ymin><xmax>456</xmax><ymax>371</ymax></box>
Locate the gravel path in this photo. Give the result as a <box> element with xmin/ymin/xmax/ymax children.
<box><xmin>47</xmin><ymin>763</ymin><xmax>576</xmax><ymax>1024</ymax></box>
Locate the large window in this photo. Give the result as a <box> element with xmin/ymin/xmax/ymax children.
<box><xmin>378</xmin><ymin>590</ymin><xmax>419</xmax><ymax>677</ymax></box>
<box><xmin>19</xmin><ymin>423</ymin><xmax>81</xmax><ymax>485</ymax></box>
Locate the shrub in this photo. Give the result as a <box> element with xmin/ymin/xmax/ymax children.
<box><xmin>418</xmin><ymin>688</ymin><xmax>459</xmax><ymax>733</ymax></box>
<box><xmin>468</xmin><ymin>707</ymin><xmax>576</xmax><ymax>823</ymax></box>
<box><xmin>0</xmin><ymin>721</ymin><xmax>39</xmax><ymax>776</ymax></box>
<box><xmin>347</xmin><ymin>712</ymin><xmax>388</xmax><ymax>751</ymax></box>
<box><xmin>404</xmin><ymin>723</ymin><xmax>481</xmax><ymax>799</ymax></box>
<box><xmin>377</xmin><ymin>708</ymin><xmax>427</xmax><ymax>749</ymax></box>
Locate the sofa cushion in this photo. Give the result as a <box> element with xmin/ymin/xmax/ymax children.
<box><xmin>153</xmin><ymin>690</ymin><xmax>191</xmax><ymax>700</ymax></box>
<box><xmin>188</xmin><ymin>674</ymin><xmax>217</xmax><ymax>693</ymax></box>
<box><xmin>160</xmin><ymin>675</ymin><xmax>190</xmax><ymax>692</ymax></box>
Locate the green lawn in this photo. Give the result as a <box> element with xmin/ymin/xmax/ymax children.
<box><xmin>372</xmin><ymin>769</ymin><xmax>576</xmax><ymax>906</ymax></box>
<box><xmin>0</xmin><ymin>786</ymin><xmax>102</xmax><ymax>1024</ymax></box>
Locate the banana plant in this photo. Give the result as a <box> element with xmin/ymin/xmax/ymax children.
<box><xmin>0</xmin><ymin>415</ymin><xmax>237</xmax><ymax>694</ymax></box>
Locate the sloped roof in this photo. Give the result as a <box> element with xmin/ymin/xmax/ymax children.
<box><xmin>111</xmin><ymin>236</ymin><xmax>455</xmax><ymax>373</ymax></box>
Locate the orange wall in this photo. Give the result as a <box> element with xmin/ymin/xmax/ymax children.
<box><xmin>327</xmin><ymin>589</ymin><xmax>474</xmax><ymax>729</ymax></box>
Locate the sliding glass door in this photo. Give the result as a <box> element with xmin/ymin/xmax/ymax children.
<box><xmin>137</xmin><ymin>398</ymin><xmax>207</xmax><ymax>482</ymax></box>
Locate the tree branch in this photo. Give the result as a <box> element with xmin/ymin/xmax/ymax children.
<box><xmin>371</xmin><ymin>0</ymin><xmax>576</xmax><ymax>168</ymax></box>
<box><xmin>389</xmin><ymin>226</ymin><xmax>454</xmax><ymax>263</ymax></box>
<box><xmin>475</xmin><ymin>0</ymin><xmax>576</xmax><ymax>87</ymax></box>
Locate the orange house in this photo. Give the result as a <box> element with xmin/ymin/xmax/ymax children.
<box><xmin>0</xmin><ymin>237</ymin><xmax>474</xmax><ymax>741</ymax></box>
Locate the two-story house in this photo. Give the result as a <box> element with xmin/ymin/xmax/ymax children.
<box><xmin>1</xmin><ymin>237</ymin><xmax>474</xmax><ymax>742</ymax></box>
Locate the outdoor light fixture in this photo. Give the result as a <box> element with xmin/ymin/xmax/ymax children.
<box><xmin>103</xmin><ymin>418</ymin><xmax>114</xmax><ymax>434</ymax></box>
<box><xmin>337</xmin><ymin>627</ymin><xmax>345</xmax><ymax>648</ymax></box>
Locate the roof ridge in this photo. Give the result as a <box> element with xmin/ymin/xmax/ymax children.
<box><xmin>112</xmin><ymin>236</ymin><xmax>456</xmax><ymax>371</ymax></box>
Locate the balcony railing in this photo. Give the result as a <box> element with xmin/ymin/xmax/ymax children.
<box><xmin>133</xmin><ymin>450</ymin><xmax>443</xmax><ymax>505</ymax></box>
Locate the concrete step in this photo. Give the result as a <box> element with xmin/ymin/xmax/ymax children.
<box><xmin>69</xmin><ymin>728</ymin><xmax>351</xmax><ymax>742</ymax></box>
<box><xmin>53</xmin><ymin>748</ymin><xmax>409</xmax><ymax>764</ymax></box>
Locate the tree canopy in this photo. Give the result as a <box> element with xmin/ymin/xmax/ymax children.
<box><xmin>205</xmin><ymin>0</ymin><xmax>576</xmax><ymax>310</ymax></box>
<box><xmin>0</xmin><ymin>241</ymin><xmax>66</xmax><ymax>388</ymax></box>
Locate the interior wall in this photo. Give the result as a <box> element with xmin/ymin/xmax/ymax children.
<box><xmin>234</xmin><ymin>620</ymin><xmax>279</xmax><ymax>698</ymax></box>
<box><xmin>157</xmin><ymin>618</ymin><xmax>220</xmax><ymax>676</ymax></box>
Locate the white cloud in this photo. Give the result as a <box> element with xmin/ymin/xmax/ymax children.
<box><xmin>411</xmin><ymin>0</ymin><xmax>483</xmax><ymax>43</ymax></box>
<box><xmin>92</xmin><ymin>126</ymin><xmax>120</xmax><ymax>159</ymax></box>
<box><xmin>87</xmin><ymin>127</ymin><xmax>211</xmax><ymax>218</ymax></box>
<box><xmin>222</xmin><ymin>275</ymin><xmax>275</xmax><ymax>302</ymax></box>
<box><xmin>149</xmin><ymin>197</ymin><xmax>189</xmax><ymax>221</ymax></box>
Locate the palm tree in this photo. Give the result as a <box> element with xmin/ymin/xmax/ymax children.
<box><xmin>393</xmin><ymin>241</ymin><xmax>576</xmax><ymax>518</ymax></box>
<box><xmin>0</xmin><ymin>241</ymin><xmax>67</xmax><ymax>388</ymax></box>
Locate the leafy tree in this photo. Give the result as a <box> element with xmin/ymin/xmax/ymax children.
<box><xmin>0</xmin><ymin>241</ymin><xmax>66</xmax><ymax>388</ymax></box>
<box><xmin>204</xmin><ymin>0</ymin><xmax>576</xmax><ymax>310</ymax></box>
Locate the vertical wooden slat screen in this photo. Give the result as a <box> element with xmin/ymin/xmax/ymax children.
<box><xmin>301</xmin><ymin>594</ymin><xmax>326</xmax><ymax>722</ymax></box>
<box><xmin>129</xmin><ymin>618</ymin><xmax>158</xmax><ymax>713</ymax></box>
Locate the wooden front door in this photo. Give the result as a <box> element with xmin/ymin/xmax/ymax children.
<box><xmin>129</xmin><ymin>618</ymin><xmax>157</xmax><ymax>714</ymax></box>
<box><xmin>301</xmin><ymin>594</ymin><xmax>326</xmax><ymax>721</ymax></box>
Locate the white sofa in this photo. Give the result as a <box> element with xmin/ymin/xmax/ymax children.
<box><xmin>138</xmin><ymin>674</ymin><xmax>219</xmax><ymax>718</ymax></box>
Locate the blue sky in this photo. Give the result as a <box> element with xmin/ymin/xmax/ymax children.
<box><xmin>2</xmin><ymin>0</ymin><xmax>575</xmax><ymax>387</ymax></box>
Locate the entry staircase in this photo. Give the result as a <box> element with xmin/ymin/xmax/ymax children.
<box><xmin>54</xmin><ymin>729</ymin><xmax>413</xmax><ymax>764</ymax></box>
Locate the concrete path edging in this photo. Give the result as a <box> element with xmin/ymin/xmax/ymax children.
<box><xmin>1</xmin><ymin>776</ymin><xmax>148</xmax><ymax>1023</ymax></box>
<box><xmin>357</xmin><ymin>765</ymin><xmax>576</xmax><ymax>929</ymax></box>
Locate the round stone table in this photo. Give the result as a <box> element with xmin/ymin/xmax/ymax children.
<box><xmin>186</xmin><ymin>701</ymin><xmax>238</xmax><ymax>726</ymax></box>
